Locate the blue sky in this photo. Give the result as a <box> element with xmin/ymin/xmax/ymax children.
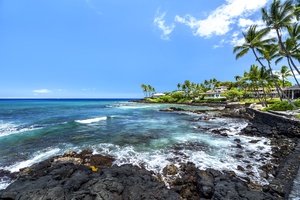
<box><xmin>0</xmin><ymin>0</ymin><xmax>289</xmax><ymax>98</ymax></box>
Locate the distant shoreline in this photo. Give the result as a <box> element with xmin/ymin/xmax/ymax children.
<box><xmin>0</xmin><ymin>98</ymin><xmax>140</xmax><ymax>101</ymax></box>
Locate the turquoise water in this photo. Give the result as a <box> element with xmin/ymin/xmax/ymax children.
<box><xmin>0</xmin><ymin>99</ymin><xmax>273</xmax><ymax>189</ymax></box>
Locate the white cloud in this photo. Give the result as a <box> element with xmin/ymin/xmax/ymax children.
<box><xmin>154</xmin><ymin>9</ymin><xmax>175</xmax><ymax>41</ymax></box>
<box><xmin>33</xmin><ymin>89</ymin><xmax>52</xmax><ymax>94</ymax></box>
<box><xmin>238</xmin><ymin>18</ymin><xmax>264</xmax><ymax>28</ymax></box>
<box><xmin>175</xmin><ymin>0</ymin><xmax>269</xmax><ymax>38</ymax></box>
<box><xmin>213</xmin><ymin>39</ymin><xmax>226</xmax><ymax>49</ymax></box>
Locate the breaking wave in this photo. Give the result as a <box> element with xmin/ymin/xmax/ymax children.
<box><xmin>75</xmin><ymin>117</ymin><xmax>108</xmax><ymax>124</ymax></box>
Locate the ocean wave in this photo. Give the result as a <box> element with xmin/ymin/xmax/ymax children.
<box><xmin>0</xmin><ymin>121</ymin><xmax>42</xmax><ymax>138</ymax></box>
<box><xmin>90</xmin><ymin>130</ymin><xmax>272</xmax><ymax>186</ymax></box>
<box><xmin>3</xmin><ymin>148</ymin><xmax>61</xmax><ymax>173</ymax></box>
<box><xmin>75</xmin><ymin>117</ymin><xmax>108</xmax><ymax>124</ymax></box>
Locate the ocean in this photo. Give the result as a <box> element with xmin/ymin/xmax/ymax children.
<box><xmin>0</xmin><ymin>99</ymin><xmax>289</xmax><ymax>193</ymax></box>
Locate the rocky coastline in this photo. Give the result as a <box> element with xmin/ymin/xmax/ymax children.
<box><xmin>1</xmin><ymin>103</ymin><xmax>300</xmax><ymax>200</ymax></box>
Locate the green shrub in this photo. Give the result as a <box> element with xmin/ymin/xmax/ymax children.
<box><xmin>171</xmin><ymin>91</ymin><xmax>185</xmax><ymax>100</ymax></box>
<box><xmin>194</xmin><ymin>98</ymin><xmax>226</xmax><ymax>103</ymax></box>
<box><xmin>263</xmin><ymin>101</ymin><xmax>296</xmax><ymax>111</ymax></box>
<box><xmin>222</xmin><ymin>88</ymin><xmax>243</xmax><ymax>100</ymax></box>
<box><xmin>294</xmin><ymin>100</ymin><xmax>300</xmax><ymax>107</ymax></box>
<box><xmin>156</xmin><ymin>95</ymin><xmax>177</xmax><ymax>103</ymax></box>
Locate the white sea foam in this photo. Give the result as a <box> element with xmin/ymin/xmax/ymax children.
<box><xmin>0</xmin><ymin>121</ymin><xmax>41</xmax><ymax>138</ymax></box>
<box><xmin>90</xmin><ymin>122</ymin><xmax>272</xmax><ymax>186</ymax></box>
<box><xmin>4</xmin><ymin>148</ymin><xmax>61</xmax><ymax>173</ymax></box>
<box><xmin>0</xmin><ymin>177</ymin><xmax>13</xmax><ymax>190</ymax></box>
<box><xmin>75</xmin><ymin>117</ymin><xmax>107</xmax><ymax>124</ymax></box>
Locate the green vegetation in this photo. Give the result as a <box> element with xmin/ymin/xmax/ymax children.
<box><xmin>140</xmin><ymin>0</ymin><xmax>300</xmax><ymax>111</ymax></box>
<box><xmin>263</xmin><ymin>101</ymin><xmax>295</xmax><ymax>111</ymax></box>
<box><xmin>222</xmin><ymin>88</ymin><xmax>243</xmax><ymax>100</ymax></box>
<box><xmin>141</xmin><ymin>84</ymin><xmax>155</xmax><ymax>98</ymax></box>
<box><xmin>263</xmin><ymin>100</ymin><xmax>300</xmax><ymax>111</ymax></box>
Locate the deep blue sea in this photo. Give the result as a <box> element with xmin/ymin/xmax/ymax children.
<box><xmin>0</xmin><ymin>98</ymin><xmax>298</xmax><ymax>198</ymax></box>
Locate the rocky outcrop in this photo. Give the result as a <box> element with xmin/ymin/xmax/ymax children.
<box><xmin>0</xmin><ymin>154</ymin><xmax>180</xmax><ymax>200</ymax></box>
<box><xmin>170</xmin><ymin>162</ymin><xmax>279</xmax><ymax>200</ymax></box>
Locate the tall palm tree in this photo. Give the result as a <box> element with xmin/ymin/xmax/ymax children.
<box><xmin>141</xmin><ymin>84</ymin><xmax>147</xmax><ymax>97</ymax></box>
<box><xmin>258</xmin><ymin>44</ymin><xmax>286</xmax><ymax>100</ymax></box>
<box><xmin>210</xmin><ymin>78</ymin><xmax>219</xmax><ymax>90</ymax></box>
<box><xmin>276</xmin><ymin>65</ymin><xmax>292</xmax><ymax>88</ymax></box>
<box><xmin>183</xmin><ymin>80</ymin><xmax>191</xmax><ymax>99</ymax></box>
<box><xmin>261</xmin><ymin>0</ymin><xmax>300</xmax><ymax>83</ymax></box>
<box><xmin>177</xmin><ymin>83</ymin><xmax>181</xmax><ymax>91</ymax></box>
<box><xmin>233</xmin><ymin>25</ymin><xmax>297</xmax><ymax>108</ymax></box>
<box><xmin>276</xmin><ymin>22</ymin><xmax>300</xmax><ymax>85</ymax></box>
<box><xmin>233</xmin><ymin>25</ymin><xmax>276</xmax><ymax>62</ymax></box>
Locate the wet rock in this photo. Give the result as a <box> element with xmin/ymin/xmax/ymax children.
<box><xmin>172</xmin><ymin>162</ymin><xmax>199</xmax><ymax>199</ymax></box>
<box><xmin>249</xmin><ymin>139</ymin><xmax>261</xmax><ymax>143</ymax></box>
<box><xmin>90</xmin><ymin>154</ymin><xmax>115</xmax><ymax>168</ymax></box>
<box><xmin>160</xmin><ymin>107</ymin><xmax>185</xmax><ymax>112</ymax></box>
<box><xmin>234</xmin><ymin>138</ymin><xmax>241</xmax><ymax>143</ymax></box>
<box><xmin>211</xmin><ymin>128</ymin><xmax>229</xmax><ymax>137</ymax></box>
<box><xmin>163</xmin><ymin>164</ymin><xmax>178</xmax><ymax>175</ymax></box>
<box><xmin>237</xmin><ymin>165</ymin><xmax>245</xmax><ymax>172</ymax></box>
<box><xmin>63</xmin><ymin>151</ymin><xmax>77</xmax><ymax>157</ymax></box>
<box><xmin>0</xmin><ymin>163</ymin><xmax>180</xmax><ymax>200</ymax></box>
<box><xmin>234</xmin><ymin>154</ymin><xmax>244</xmax><ymax>158</ymax></box>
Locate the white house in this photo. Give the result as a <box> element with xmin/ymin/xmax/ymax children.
<box><xmin>204</xmin><ymin>86</ymin><xmax>227</xmax><ymax>99</ymax></box>
<box><xmin>152</xmin><ymin>92</ymin><xmax>166</xmax><ymax>98</ymax></box>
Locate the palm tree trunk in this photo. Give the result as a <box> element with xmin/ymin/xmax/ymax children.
<box><xmin>267</xmin><ymin>63</ymin><xmax>282</xmax><ymax>101</ymax></box>
<box><xmin>276</xmin><ymin>29</ymin><xmax>300</xmax><ymax>86</ymax></box>
<box><xmin>252</xmin><ymin>49</ymin><xmax>298</xmax><ymax>110</ymax></box>
<box><xmin>287</xmin><ymin>58</ymin><xmax>300</xmax><ymax>86</ymax></box>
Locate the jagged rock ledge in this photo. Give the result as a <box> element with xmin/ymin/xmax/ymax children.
<box><xmin>0</xmin><ymin>150</ymin><xmax>280</xmax><ymax>200</ymax></box>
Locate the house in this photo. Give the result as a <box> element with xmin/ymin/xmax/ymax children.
<box><xmin>283</xmin><ymin>85</ymin><xmax>300</xmax><ymax>99</ymax></box>
<box><xmin>247</xmin><ymin>88</ymin><xmax>279</xmax><ymax>98</ymax></box>
<box><xmin>152</xmin><ymin>92</ymin><xmax>166</xmax><ymax>98</ymax></box>
<box><xmin>204</xmin><ymin>86</ymin><xmax>227</xmax><ymax>99</ymax></box>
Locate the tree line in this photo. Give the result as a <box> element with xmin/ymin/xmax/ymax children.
<box><xmin>141</xmin><ymin>0</ymin><xmax>299</xmax><ymax>106</ymax></box>
<box><xmin>233</xmin><ymin>0</ymin><xmax>300</xmax><ymax>108</ymax></box>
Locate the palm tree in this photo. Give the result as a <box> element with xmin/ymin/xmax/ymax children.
<box><xmin>204</xmin><ymin>79</ymin><xmax>210</xmax><ymax>89</ymax></box>
<box><xmin>275</xmin><ymin>25</ymin><xmax>300</xmax><ymax>86</ymax></box>
<box><xmin>183</xmin><ymin>80</ymin><xmax>191</xmax><ymax>99</ymax></box>
<box><xmin>210</xmin><ymin>78</ymin><xmax>219</xmax><ymax>90</ymax></box>
<box><xmin>261</xmin><ymin>0</ymin><xmax>300</xmax><ymax>84</ymax></box>
<box><xmin>258</xmin><ymin>44</ymin><xmax>285</xmax><ymax>100</ymax></box>
<box><xmin>177</xmin><ymin>83</ymin><xmax>181</xmax><ymax>91</ymax></box>
<box><xmin>276</xmin><ymin>65</ymin><xmax>292</xmax><ymax>88</ymax></box>
<box><xmin>233</xmin><ymin>25</ymin><xmax>298</xmax><ymax>108</ymax></box>
<box><xmin>141</xmin><ymin>84</ymin><xmax>147</xmax><ymax>97</ymax></box>
<box><xmin>233</xmin><ymin>25</ymin><xmax>276</xmax><ymax>62</ymax></box>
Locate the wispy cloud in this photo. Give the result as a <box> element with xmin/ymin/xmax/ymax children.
<box><xmin>175</xmin><ymin>0</ymin><xmax>269</xmax><ymax>38</ymax></box>
<box><xmin>33</xmin><ymin>89</ymin><xmax>52</xmax><ymax>94</ymax></box>
<box><xmin>85</xmin><ymin>0</ymin><xmax>102</xmax><ymax>15</ymax></box>
<box><xmin>154</xmin><ymin>9</ymin><xmax>175</xmax><ymax>41</ymax></box>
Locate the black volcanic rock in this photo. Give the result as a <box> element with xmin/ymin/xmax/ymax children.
<box><xmin>0</xmin><ymin>163</ymin><xmax>180</xmax><ymax>200</ymax></box>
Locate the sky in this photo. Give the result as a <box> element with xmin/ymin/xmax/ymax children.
<box><xmin>0</xmin><ymin>0</ymin><xmax>292</xmax><ymax>98</ymax></box>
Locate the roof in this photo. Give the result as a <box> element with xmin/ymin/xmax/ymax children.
<box><xmin>284</xmin><ymin>85</ymin><xmax>300</xmax><ymax>90</ymax></box>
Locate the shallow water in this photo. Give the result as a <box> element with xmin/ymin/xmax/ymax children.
<box><xmin>0</xmin><ymin>99</ymin><xmax>276</xmax><ymax>189</ymax></box>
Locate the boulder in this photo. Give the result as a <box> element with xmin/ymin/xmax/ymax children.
<box><xmin>163</xmin><ymin>164</ymin><xmax>179</xmax><ymax>175</ymax></box>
